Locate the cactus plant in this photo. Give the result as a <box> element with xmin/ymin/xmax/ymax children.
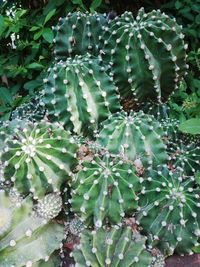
<box><xmin>96</xmin><ymin>111</ymin><xmax>168</xmax><ymax>168</ymax></box>
<box><xmin>70</xmin><ymin>153</ymin><xmax>140</xmax><ymax>227</ymax></box>
<box><xmin>72</xmin><ymin>226</ymin><xmax>153</xmax><ymax>266</ymax></box>
<box><xmin>42</xmin><ymin>54</ymin><xmax>121</xmax><ymax>136</ymax></box>
<box><xmin>0</xmin><ymin>121</ymin><xmax>78</xmax><ymax>198</ymax></box>
<box><xmin>53</xmin><ymin>12</ymin><xmax>107</xmax><ymax>59</ymax></box>
<box><xmin>137</xmin><ymin>166</ymin><xmax>200</xmax><ymax>255</ymax></box>
<box><xmin>0</xmin><ymin>189</ymin><xmax>64</xmax><ymax>267</ymax></box>
<box><xmin>100</xmin><ymin>8</ymin><xmax>188</xmax><ymax>103</ymax></box>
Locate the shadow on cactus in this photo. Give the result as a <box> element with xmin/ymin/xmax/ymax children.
<box><xmin>0</xmin><ymin>121</ymin><xmax>78</xmax><ymax>198</ymax></box>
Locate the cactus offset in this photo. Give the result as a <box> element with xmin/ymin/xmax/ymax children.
<box><xmin>42</xmin><ymin>54</ymin><xmax>121</xmax><ymax>136</ymax></box>
<box><xmin>70</xmin><ymin>153</ymin><xmax>140</xmax><ymax>227</ymax></box>
<box><xmin>73</xmin><ymin>226</ymin><xmax>153</xmax><ymax>266</ymax></box>
<box><xmin>0</xmin><ymin>189</ymin><xmax>64</xmax><ymax>267</ymax></box>
<box><xmin>0</xmin><ymin>121</ymin><xmax>78</xmax><ymax>198</ymax></box>
<box><xmin>97</xmin><ymin>111</ymin><xmax>168</xmax><ymax>168</ymax></box>
<box><xmin>53</xmin><ymin>12</ymin><xmax>107</xmax><ymax>59</ymax></box>
<box><xmin>100</xmin><ymin>8</ymin><xmax>188</xmax><ymax>103</ymax></box>
<box><xmin>137</xmin><ymin>166</ymin><xmax>200</xmax><ymax>255</ymax></box>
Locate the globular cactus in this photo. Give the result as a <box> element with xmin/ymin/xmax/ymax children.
<box><xmin>42</xmin><ymin>54</ymin><xmax>121</xmax><ymax>136</ymax></box>
<box><xmin>72</xmin><ymin>226</ymin><xmax>153</xmax><ymax>266</ymax></box>
<box><xmin>0</xmin><ymin>121</ymin><xmax>78</xmax><ymax>198</ymax></box>
<box><xmin>53</xmin><ymin>12</ymin><xmax>107</xmax><ymax>59</ymax></box>
<box><xmin>137</xmin><ymin>166</ymin><xmax>200</xmax><ymax>255</ymax></box>
<box><xmin>100</xmin><ymin>8</ymin><xmax>188</xmax><ymax>103</ymax></box>
<box><xmin>150</xmin><ymin>249</ymin><xmax>165</xmax><ymax>267</ymax></box>
<box><xmin>11</xmin><ymin>95</ymin><xmax>45</xmax><ymax>122</ymax></box>
<box><xmin>142</xmin><ymin>102</ymin><xmax>170</xmax><ymax>120</ymax></box>
<box><xmin>96</xmin><ymin>111</ymin><xmax>168</xmax><ymax>168</ymax></box>
<box><xmin>0</xmin><ymin>189</ymin><xmax>64</xmax><ymax>267</ymax></box>
<box><xmin>70</xmin><ymin>153</ymin><xmax>140</xmax><ymax>227</ymax></box>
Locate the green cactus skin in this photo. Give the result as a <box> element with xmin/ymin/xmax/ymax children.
<box><xmin>137</xmin><ymin>166</ymin><xmax>200</xmax><ymax>255</ymax></box>
<box><xmin>100</xmin><ymin>8</ymin><xmax>188</xmax><ymax>103</ymax></box>
<box><xmin>11</xmin><ymin>95</ymin><xmax>45</xmax><ymax>122</ymax></box>
<box><xmin>0</xmin><ymin>121</ymin><xmax>78</xmax><ymax>198</ymax></box>
<box><xmin>96</xmin><ymin>111</ymin><xmax>168</xmax><ymax>168</ymax></box>
<box><xmin>70</xmin><ymin>153</ymin><xmax>140</xmax><ymax>227</ymax></box>
<box><xmin>72</xmin><ymin>226</ymin><xmax>153</xmax><ymax>267</ymax></box>
<box><xmin>53</xmin><ymin>12</ymin><xmax>107</xmax><ymax>59</ymax></box>
<box><xmin>142</xmin><ymin>102</ymin><xmax>170</xmax><ymax>120</ymax></box>
<box><xmin>42</xmin><ymin>54</ymin><xmax>121</xmax><ymax>136</ymax></box>
<box><xmin>0</xmin><ymin>190</ymin><xmax>64</xmax><ymax>267</ymax></box>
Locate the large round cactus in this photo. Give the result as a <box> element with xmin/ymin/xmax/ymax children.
<box><xmin>0</xmin><ymin>121</ymin><xmax>78</xmax><ymax>198</ymax></box>
<box><xmin>100</xmin><ymin>8</ymin><xmax>188</xmax><ymax>103</ymax></box>
<box><xmin>0</xmin><ymin>189</ymin><xmax>64</xmax><ymax>267</ymax></box>
<box><xmin>73</xmin><ymin>226</ymin><xmax>153</xmax><ymax>266</ymax></box>
<box><xmin>96</xmin><ymin>111</ymin><xmax>168</xmax><ymax>168</ymax></box>
<box><xmin>42</xmin><ymin>54</ymin><xmax>121</xmax><ymax>136</ymax></box>
<box><xmin>137</xmin><ymin>166</ymin><xmax>200</xmax><ymax>255</ymax></box>
<box><xmin>53</xmin><ymin>11</ymin><xmax>107</xmax><ymax>59</ymax></box>
<box><xmin>70</xmin><ymin>153</ymin><xmax>140</xmax><ymax>227</ymax></box>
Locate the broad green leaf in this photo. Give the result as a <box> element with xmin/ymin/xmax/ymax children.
<box><xmin>90</xmin><ymin>0</ymin><xmax>102</xmax><ymax>12</ymax></box>
<box><xmin>26</xmin><ymin>63</ymin><xmax>44</xmax><ymax>70</ymax></box>
<box><xmin>34</xmin><ymin>30</ymin><xmax>43</xmax><ymax>40</ymax></box>
<box><xmin>42</xmin><ymin>28</ymin><xmax>54</xmax><ymax>43</ymax></box>
<box><xmin>0</xmin><ymin>87</ymin><xmax>13</xmax><ymax>105</ymax></box>
<box><xmin>175</xmin><ymin>0</ymin><xmax>182</xmax><ymax>9</ymax></box>
<box><xmin>179</xmin><ymin>118</ymin><xmax>200</xmax><ymax>135</ymax></box>
<box><xmin>24</xmin><ymin>79</ymin><xmax>43</xmax><ymax>92</ymax></box>
<box><xmin>29</xmin><ymin>26</ymin><xmax>40</xmax><ymax>32</ymax></box>
<box><xmin>44</xmin><ymin>9</ymin><xmax>56</xmax><ymax>25</ymax></box>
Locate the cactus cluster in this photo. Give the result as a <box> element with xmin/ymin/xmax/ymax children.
<box><xmin>42</xmin><ymin>54</ymin><xmax>121</xmax><ymax>135</ymax></box>
<box><xmin>0</xmin><ymin>189</ymin><xmax>64</xmax><ymax>267</ymax></box>
<box><xmin>0</xmin><ymin>121</ymin><xmax>77</xmax><ymax>198</ymax></box>
<box><xmin>100</xmin><ymin>8</ymin><xmax>188</xmax><ymax>103</ymax></box>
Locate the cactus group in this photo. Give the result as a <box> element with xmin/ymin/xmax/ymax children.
<box><xmin>0</xmin><ymin>121</ymin><xmax>78</xmax><ymax>198</ymax></box>
<box><xmin>42</xmin><ymin>54</ymin><xmax>121</xmax><ymax>135</ymax></box>
<box><xmin>100</xmin><ymin>8</ymin><xmax>188</xmax><ymax>103</ymax></box>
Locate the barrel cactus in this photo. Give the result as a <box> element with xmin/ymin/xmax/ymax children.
<box><xmin>0</xmin><ymin>121</ymin><xmax>78</xmax><ymax>198</ymax></box>
<box><xmin>72</xmin><ymin>226</ymin><xmax>153</xmax><ymax>266</ymax></box>
<box><xmin>42</xmin><ymin>54</ymin><xmax>121</xmax><ymax>136</ymax></box>
<box><xmin>100</xmin><ymin>7</ymin><xmax>188</xmax><ymax>103</ymax></box>
<box><xmin>70</xmin><ymin>153</ymin><xmax>140</xmax><ymax>227</ymax></box>
<box><xmin>96</xmin><ymin>111</ymin><xmax>168</xmax><ymax>168</ymax></box>
<box><xmin>0</xmin><ymin>189</ymin><xmax>64</xmax><ymax>266</ymax></box>
<box><xmin>53</xmin><ymin>11</ymin><xmax>107</xmax><ymax>59</ymax></box>
<box><xmin>137</xmin><ymin>166</ymin><xmax>200</xmax><ymax>254</ymax></box>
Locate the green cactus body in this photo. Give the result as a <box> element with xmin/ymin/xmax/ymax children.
<box><xmin>0</xmin><ymin>190</ymin><xmax>64</xmax><ymax>267</ymax></box>
<box><xmin>142</xmin><ymin>102</ymin><xmax>170</xmax><ymax>120</ymax></box>
<box><xmin>42</xmin><ymin>54</ymin><xmax>121</xmax><ymax>136</ymax></box>
<box><xmin>71</xmin><ymin>154</ymin><xmax>140</xmax><ymax>227</ymax></box>
<box><xmin>137</xmin><ymin>166</ymin><xmax>200</xmax><ymax>254</ymax></box>
<box><xmin>96</xmin><ymin>111</ymin><xmax>168</xmax><ymax>168</ymax></box>
<box><xmin>53</xmin><ymin>12</ymin><xmax>107</xmax><ymax>59</ymax></box>
<box><xmin>100</xmin><ymin>8</ymin><xmax>188</xmax><ymax>103</ymax></box>
<box><xmin>73</xmin><ymin>226</ymin><xmax>153</xmax><ymax>267</ymax></box>
<box><xmin>0</xmin><ymin>121</ymin><xmax>78</xmax><ymax>198</ymax></box>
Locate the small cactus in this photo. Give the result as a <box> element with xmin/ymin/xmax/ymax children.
<box><xmin>53</xmin><ymin>12</ymin><xmax>107</xmax><ymax>59</ymax></box>
<box><xmin>70</xmin><ymin>153</ymin><xmax>140</xmax><ymax>227</ymax></box>
<box><xmin>0</xmin><ymin>121</ymin><xmax>78</xmax><ymax>198</ymax></box>
<box><xmin>100</xmin><ymin>8</ymin><xmax>188</xmax><ymax>103</ymax></box>
<box><xmin>42</xmin><ymin>54</ymin><xmax>121</xmax><ymax>136</ymax></box>
<box><xmin>96</xmin><ymin>111</ymin><xmax>168</xmax><ymax>168</ymax></box>
<box><xmin>137</xmin><ymin>166</ymin><xmax>200</xmax><ymax>255</ymax></box>
<box><xmin>72</xmin><ymin>226</ymin><xmax>153</xmax><ymax>266</ymax></box>
<box><xmin>0</xmin><ymin>189</ymin><xmax>64</xmax><ymax>267</ymax></box>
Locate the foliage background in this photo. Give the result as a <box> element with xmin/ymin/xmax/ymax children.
<box><xmin>0</xmin><ymin>0</ymin><xmax>199</xmax><ymax>121</ymax></box>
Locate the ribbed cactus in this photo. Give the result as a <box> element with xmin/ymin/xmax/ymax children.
<box><xmin>142</xmin><ymin>102</ymin><xmax>170</xmax><ymax>120</ymax></box>
<box><xmin>53</xmin><ymin>12</ymin><xmax>107</xmax><ymax>59</ymax></box>
<box><xmin>137</xmin><ymin>166</ymin><xmax>200</xmax><ymax>254</ymax></box>
<box><xmin>0</xmin><ymin>189</ymin><xmax>64</xmax><ymax>267</ymax></box>
<box><xmin>0</xmin><ymin>121</ymin><xmax>78</xmax><ymax>198</ymax></box>
<box><xmin>96</xmin><ymin>111</ymin><xmax>168</xmax><ymax>168</ymax></box>
<box><xmin>72</xmin><ymin>226</ymin><xmax>153</xmax><ymax>266</ymax></box>
<box><xmin>42</xmin><ymin>54</ymin><xmax>121</xmax><ymax>136</ymax></box>
<box><xmin>100</xmin><ymin>8</ymin><xmax>188</xmax><ymax>103</ymax></box>
<box><xmin>70</xmin><ymin>153</ymin><xmax>140</xmax><ymax>227</ymax></box>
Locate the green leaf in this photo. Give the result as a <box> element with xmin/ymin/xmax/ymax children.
<box><xmin>90</xmin><ymin>0</ymin><xmax>102</xmax><ymax>12</ymax></box>
<box><xmin>26</xmin><ymin>63</ymin><xmax>44</xmax><ymax>70</ymax></box>
<box><xmin>42</xmin><ymin>28</ymin><xmax>54</xmax><ymax>43</ymax></box>
<box><xmin>44</xmin><ymin>9</ymin><xmax>56</xmax><ymax>25</ymax></box>
<box><xmin>29</xmin><ymin>26</ymin><xmax>40</xmax><ymax>32</ymax></box>
<box><xmin>175</xmin><ymin>0</ymin><xmax>182</xmax><ymax>9</ymax></box>
<box><xmin>0</xmin><ymin>87</ymin><xmax>13</xmax><ymax>105</ymax></box>
<box><xmin>33</xmin><ymin>29</ymin><xmax>43</xmax><ymax>40</ymax></box>
<box><xmin>179</xmin><ymin>118</ymin><xmax>200</xmax><ymax>135</ymax></box>
<box><xmin>71</xmin><ymin>0</ymin><xmax>86</xmax><ymax>10</ymax></box>
<box><xmin>24</xmin><ymin>79</ymin><xmax>43</xmax><ymax>92</ymax></box>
